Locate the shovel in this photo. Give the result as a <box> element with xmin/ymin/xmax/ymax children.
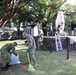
<box><xmin>27</xmin><ymin>53</ymin><xmax>35</xmax><ymax>72</ymax></box>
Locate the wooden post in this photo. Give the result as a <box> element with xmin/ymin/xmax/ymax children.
<box><xmin>67</xmin><ymin>46</ymin><xmax>69</xmax><ymax>60</ymax></box>
<box><xmin>66</xmin><ymin>37</ymin><xmax>70</xmax><ymax>60</ymax></box>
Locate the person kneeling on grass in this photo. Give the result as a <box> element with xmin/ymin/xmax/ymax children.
<box><xmin>22</xmin><ymin>32</ymin><xmax>38</xmax><ymax>68</ymax></box>
<box><xmin>0</xmin><ymin>42</ymin><xmax>17</xmax><ymax>71</ymax></box>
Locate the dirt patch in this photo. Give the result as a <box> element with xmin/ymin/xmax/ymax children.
<box><xmin>11</xmin><ymin>63</ymin><xmax>28</xmax><ymax>70</ymax></box>
<box><xmin>0</xmin><ymin>63</ymin><xmax>28</xmax><ymax>75</ymax></box>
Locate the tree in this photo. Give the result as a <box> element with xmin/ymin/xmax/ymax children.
<box><xmin>15</xmin><ymin>0</ymin><xmax>66</xmax><ymax>36</ymax></box>
<box><xmin>0</xmin><ymin>0</ymin><xmax>30</xmax><ymax>29</ymax></box>
<box><xmin>0</xmin><ymin>0</ymin><xmax>66</xmax><ymax>37</ymax></box>
<box><xmin>34</xmin><ymin>0</ymin><xmax>67</xmax><ymax>35</ymax></box>
<box><xmin>61</xmin><ymin>3</ymin><xmax>76</xmax><ymax>30</ymax></box>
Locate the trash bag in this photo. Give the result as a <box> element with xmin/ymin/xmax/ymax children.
<box><xmin>9</xmin><ymin>53</ymin><xmax>21</xmax><ymax>65</ymax></box>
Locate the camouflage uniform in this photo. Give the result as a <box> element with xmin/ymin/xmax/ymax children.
<box><xmin>0</xmin><ymin>43</ymin><xmax>17</xmax><ymax>67</ymax></box>
<box><xmin>25</xmin><ymin>34</ymin><xmax>37</xmax><ymax>66</ymax></box>
<box><xmin>37</xmin><ymin>28</ymin><xmax>44</xmax><ymax>49</ymax></box>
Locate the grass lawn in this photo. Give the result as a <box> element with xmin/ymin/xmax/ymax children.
<box><xmin>0</xmin><ymin>40</ymin><xmax>76</xmax><ymax>75</ymax></box>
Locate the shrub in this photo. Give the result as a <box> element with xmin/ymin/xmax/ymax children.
<box><xmin>1</xmin><ymin>32</ymin><xmax>10</xmax><ymax>39</ymax></box>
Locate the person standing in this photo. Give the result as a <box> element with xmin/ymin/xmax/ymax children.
<box><xmin>22</xmin><ymin>32</ymin><xmax>38</xmax><ymax>68</ymax></box>
<box><xmin>37</xmin><ymin>27</ymin><xmax>44</xmax><ymax>50</ymax></box>
<box><xmin>0</xmin><ymin>42</ymin><xmax>17</xmax><ymax>71</ymax></box>
<box><xmin>48</xmin><ymin>23</ymin><xmax>53</xmax><ymax>36</ymax></box>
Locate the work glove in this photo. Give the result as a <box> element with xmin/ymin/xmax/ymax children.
<box><xmin>8</xmin><ymin>51</ymin><xmax>12</xmax><ymax>54</ymax></box>
<box><xmin>14</xmin><ymin>54</ymin><xmax>17</xmax><ymax>56</ymax></box>
<box><xmin>12</xmin><ymin>53</ymin><xmax>17</xmax><ymax>56</ymax></box>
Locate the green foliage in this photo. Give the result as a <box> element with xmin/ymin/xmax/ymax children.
<box><xmin>0</xmin><ymin>0</ymin><xmax>66</xmax><ymax>30</ymax></box>
<box><xmin>0</xmin><ymin>0</ymin><xmax>6</xmax><ymax>13</ymax></box>
<box><xmin>61</xmin><ymin>4</ymin><xmax>76</xmax><ymax>28</ymax></box>
<box><xmin>12</xmin><ymin>0</ymin><xmax>64</xmax><ymax>28</ymax></box>
<box><xmin>0</xmin><ymin>0</ymin><xmax>66</xmax><ymax>29</ymax></box>
<box><xmin>1</xmin><ymin>32</ymin><xmax>10</xmax><ymax>39</ymax></box>
<box><xmin>12</xmin><ymin>31</ymin><xmax>18</xmax><ymax>36</ymax></box>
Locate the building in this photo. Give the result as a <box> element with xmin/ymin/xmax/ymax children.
<box><xmin>23</xmin><ymin>25</ymin><xmax>38</xmax><ymax>36</ymax></box>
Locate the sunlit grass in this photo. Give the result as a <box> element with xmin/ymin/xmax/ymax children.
<box><xmin>0</xmin><ymin>40</ymin><xmax>76</xmax><ymax>75</ymax></box>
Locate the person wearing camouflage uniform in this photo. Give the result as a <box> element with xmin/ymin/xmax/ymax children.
<box><xmin>37</xmin><ymin>27</ymin><xmax>44</xmax><ymax>50</ymax></box>
<box><xmin>0</xmin><ymin>42</ymin><xmax>17</xmax><ymax>71</ymax></box>
<box><xmin>22</xmin><ymin>32</ymin><xmax>38</xmax><ymax>67</ymax></box>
